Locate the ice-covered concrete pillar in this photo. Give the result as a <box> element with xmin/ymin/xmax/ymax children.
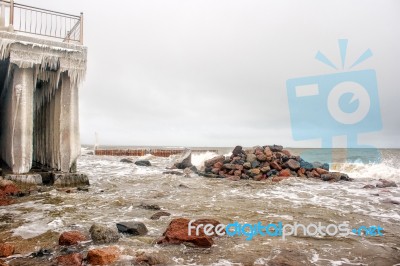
<box><xmin>58</xmin><ymin>72</ymin><xmax>80</xmax><ymax>172</ymax></box>
<box><xmin>1</xmin><ymin>66</ymin><xmax>34</xmax><ymax>174</ymax></box>
<box><xmin>0</xmin><ymin>31</ymin><xmax>87</xmax><ymax>179</ymax></box>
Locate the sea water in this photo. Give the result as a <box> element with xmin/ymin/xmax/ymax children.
<box><xmin>1</xmin><ymin>147</ymin><xmax>399</xmax><ymax>265</ymax></box>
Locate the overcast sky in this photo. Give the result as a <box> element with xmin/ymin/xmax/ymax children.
<box><xmin>21</xmin><ymin>0</ymin><xmax>400</xmax><ymax>147</ymax></box>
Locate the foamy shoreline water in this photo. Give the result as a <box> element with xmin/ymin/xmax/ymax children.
<box><xmin>1</xmin><ymin>148</ymin><xmax>400</xmax><ymax>265</ymax></box>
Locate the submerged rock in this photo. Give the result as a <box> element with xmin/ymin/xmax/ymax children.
<box><xmin>162</xmin><ymin>170</ymin><xmax>183</xmax><ymax>176</ymax></box>
<box><xmin>116</xmin><ymin>222</ymin><xmax>148</xmax><ymax>235</ymax></box>
<box><xmin>135</xmin><ymin>160</ymin><xmax>151</xmax><ymax>167</ymax></box>
<box><xmin>376</xmin><ymin>179</ymin><xmax>397</xmax><ymax>188</ymax></box>
<box><xmin>134</xmin><ymin>253</ymin><xmax>163</xmax><ymax>265</ymax></box>
<box><xmin>120</xmin><ymin>158</ymin><xmax>133</xmax><ymax>163</ymax></box>
<box><xmin>139</xmin><ymin>202</ymin><xmax>161</xmax><ymax>210</ymax></box>
<box><xmin>54</xmin><ymin>253</ymin><xmax>83</xmax><ymax>266</ymax></box>
<box><xmin>150</xmin><ymin>211</ymin><xmax>171</xmax><ymax>220</ymax></box>
<box><xmin>89</xmin><ymin>224</ymin><xmax>120</xmax><ymax>244</ymax></box>
<box><xmin>0</xmin><ymin>243</ymin><xmax>14</xmax><ymax>257</ymax></box>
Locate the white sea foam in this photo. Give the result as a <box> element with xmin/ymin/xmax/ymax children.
<box><xmin>191</xmin><ymin>151</ymin><xmax>219</xmax><ymax>168</ymax></box>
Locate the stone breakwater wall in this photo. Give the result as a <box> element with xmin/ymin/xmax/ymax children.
<box><xmin>199</xmin><ymin>145</ymin><xmax>350</xmax><ymax>182</ymax></box>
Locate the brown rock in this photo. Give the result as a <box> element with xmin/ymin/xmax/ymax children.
<box><xmin>55</xmin><ymin>253</ymin><xmax>83</xmax><ymax>266</ymax></box>
<box><xmin>234</xmin><ymin>170</ymin><xmax>242</xmax><ymax>176</ymax></box>
<box><xmin>363</xmin><ymin>184</ymin><xmax>375</xmax><ymax>189</ymax></box>
<box><xmin>246</xmin><ymin>154</ymin><xmax>257</xmax><ymax>163</ymax></box>
<box><xmin>249</xmin><ymin>168</ymin><xmax>261</xmax><ymax>176</ymax></box>
<box><xmin>281</xmin><ymin>149</ymin><xmax>291</xmax><ymax>157</ymax></box>
<box><xmin>59</xmin><ymin>231</ymin><xmax>87</xmax><ymax>246</ymax></box>
<box><xmin>204</xmin><ymin>155</ymin><xmax>225</xmax><ymax>168</ymax></box>
<box><xmin>311</xmin><ymin>169</ymin><xmax>320</xmax><ymax>178</ymax></box>
<box><xmin>270</xmin><ymin>161</ymin><xmax>282</xmax><ymax>171</ymax></box>
<box><xmin>254</xmin><ymin>174</ymin><xmax>265</xmax><ymax>181</ymax></box>
<box><xmin>0</xmin><ymin>182</ymin><xmax>20</xmax><ymax>196</ymax></box>
<box><xmin>256</xmin><ymin>154</ymin><xmax>267</xmax><ymax>161</ymax></box>
<box><xmin>243</xmin><ymin>162</ymin><xmax>251</xmax><ymax>169</ymax></box>
<box><xmin>283</xmin><ymin>159</ymin><xmax>300</xmax><ymax>171</ymax></box>
<box><xmin>264</xmin><ymin>147</ymin><xmax>273</xmax><ymax>157</ymax></box>
<box><xmin>315</xmin><ymin>168</ymin><xmax>328</xmax><ymax>175</ymax></box>
<box><xmin>235</xmin><ymin>164</ymin><xmax>243</xmax><ymax>171</ymax></box>
<box><xmin>279</xmin><ymin>169</ymin><xmax>291</xmax><ymax>177</ymax></box>
<box><xmin>157</xmin><ymin>218</ymin><xmax>215</xmax><ymax>247</ymax></box>
<box><xmin>86</xmin><ymin>246</ymin><xmax>119</xmax><ymax>265</ymax></box>
<box><xmin>213</xmin><ymin>161</ymin><xmax>223</xmax><ymax>169</ymax></box>
<box><xmin>260</xmin><ymin>166</ymin><xmax>271</xmax><ymax>173</ymax></box>
<box><xmin>223</xmin><ymin>164</ymin><xmax>236</xmax><ymax>170</ymax></box>
<box><xmin>0</xmin><ymin>243</ymin><xmax>14</xmax><ymax>257</ymax></box>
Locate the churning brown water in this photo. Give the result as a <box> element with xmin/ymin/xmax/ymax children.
<box><xmin>1</xmin><ymin>148</ymin><xmax>400</xmax><ymax>265</ymax></box>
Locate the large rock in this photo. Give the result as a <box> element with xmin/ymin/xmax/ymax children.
<box><xmin>231</xmin><ymin>146</ymin><xmax>243</xmax><ymax>156</ymax></box>
<box><xmin>204</xmin><ymin>155</ymin><xmax>225</xmax><ymax>168</ymax></box>
<box><xmin>300</xmin><ymin>160</ymin><xmax>313</xmax><ymax>170</ymax></box>
<box><xmin>86</xmin><ymin>246</ymin><xmax>119</xmax><ymax>265</ymax></box>
<box><xmin>173</xmin><ymin>149</ymin><xmax>192</xmax><ymax>169</ymax></box>
<box><xmin>246</xmin><ymin>154</ymin><xmax>257</xmax><ymax>163</ymax></box>
<box><xmin>53</xmin><ymin>173</ymin><xmax>89</xmax><ymax>187</ymax></box>
<box><xmin>59</xmin><ymin>231</ymin><xmax>87</xmax><ymax>246</ymax></box>
<box><xmin>135</xmin><ymin>160</ymin><xmax>151</xmax><ymax>167</ymax></box>
<box><xmin>284</xmin><ymin>159</ymin><xmax>300</xmax><ymax>171</ymax></box>
<box><xmin>89</xmin><ymin>224</ymin><xmax>120</xmax><ymax>244</ymax></box>
<box><xmin>279</xmin><ymin>169</ymin><xmax>291</xmax><ymax>177</ymax></box>
<box><xmin>0</xmin><ymin>243</ymin><xmax>14</xmax><ymax>257</ymax></box>
<box><xmin>157</xmin><ymin>218</ymin><xmax>215</xmax><ymax>248</ymax></box>
<box><xmin>55</xmin><ymin>253</ymin><xmax>83</xmax><ymax>266</ymax></box>
<box><xmin>270</xmin><ymin>161</ymin><xmax>282</xmax><ymax>171</ymax></box>
<box><xmin>116</xmin><ymin>222</ymin><xmax>148</xmax><ymax>235</ymax></box>
<box><xmin>269</xmin><ymin>145</ymin><xmax>283</xmax><ymax>152</ymax></box>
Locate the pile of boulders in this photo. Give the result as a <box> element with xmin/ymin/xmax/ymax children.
<box><xmin>200</xmin><ymin>145</ymin><xmax>350</xmax><ymax>182</ymax></box>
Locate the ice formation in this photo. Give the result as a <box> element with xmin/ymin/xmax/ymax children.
<box><xmin>0</xmin><ymin>32</ymin><xmax>87</xmax><ymax>174</ymax></box>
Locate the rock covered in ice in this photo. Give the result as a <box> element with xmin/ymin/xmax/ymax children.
<box><xmin>173</xmin><ymin>149</ymin><xmax>192</xmax><ymax>169</ymax></box>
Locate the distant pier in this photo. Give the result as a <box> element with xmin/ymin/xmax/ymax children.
<box><xmin>94</xmin><ymin>149</ymin><xmax>220</xmax><ymax>157</ymax></box>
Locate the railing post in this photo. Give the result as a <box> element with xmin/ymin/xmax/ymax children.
<box><xmin>9</xmin><ymin>0</ymin><xmax>14</xmax><ymax>25</ymax></box>
<box><xmin>79</xmin><ymin>12</ymin><xmax>83</xmax><ymax>44</ymax></box>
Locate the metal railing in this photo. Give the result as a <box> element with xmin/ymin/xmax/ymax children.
<box><xmin>0</xmin><ymin>0</ymin><xmax>83</xmax><ymax>44</ymax></box>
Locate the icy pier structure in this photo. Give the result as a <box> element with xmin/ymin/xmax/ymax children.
<box><xmin>0</xmin><ymin>2</ymin><xmax>88</xmax><ymax>186</ymax></box>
